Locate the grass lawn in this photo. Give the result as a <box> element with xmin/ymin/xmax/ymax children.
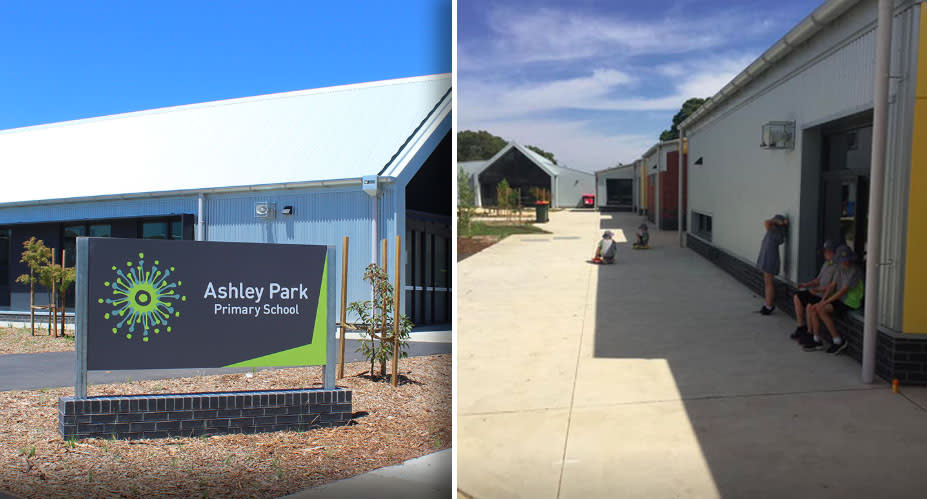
<box><xmin>457</xmin><ymin>222</ymin><xmax>551</xmax><ymax>261</ymax></box>
<box><xmin>463</xmin><ymin>222</ymin><xmax>550</xmax><ymax>238</ymax></box>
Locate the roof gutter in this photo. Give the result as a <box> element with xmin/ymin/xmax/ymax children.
<box><xmin>678</xmin><ymin>0</ymin><xmax>862</xmax><ymax>132</ymax></box>
<box><xmin>0</xmin><ymin>176</ymin><xmax>395</xmax><ymax>209</ymax></box>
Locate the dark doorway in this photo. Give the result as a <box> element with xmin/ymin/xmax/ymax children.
<box><xmin>404</xmin><ymin>131</ymin><xmax>451</xmax><ymax>327</ymax></box>
<box><xmin>820</xmin><ymin>115</ymin><xmax>872</xmax><ymax>267</ymax></box>
<box><xmin>0</xmin><ymin>228</ymin><xmax>10</xmax><ymax>307</ymax></box>
<box><xmin>478</xmin><ymin>147</ymin><xmax>552</xmax><ymax>206</ymax></box>
<box><xmin>606</xmin><ymin>179</ymin><xmax>633</xmax><ymax>207</ymax></box>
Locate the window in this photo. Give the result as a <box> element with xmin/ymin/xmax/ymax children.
<box><xmin>692</xmin><ymin>211</ymin><xmax>712</xmax><ymax>241</ymax></box>
<box><xmin>140</xmin><ymin>217</ymin><xmax>183</xmax><ymax>240</ymax></box>
<box><xmin>62</xmin><ymin>223</ymin><xmax>112</xmax><ymax>267</ymax></box>
<box><xmin>141</xmin><ymin>221</ymin><xmax>169</xmax><ymax>240</ymax></box>
<box><xmin>89</xmin><ymin>224</ymin><xmax>111</xmax><ymax>237</ymax></box>
<box><xmin>0</xmin><ymin>228</ymin><xmax>10</xmax><ymax>285</ymax></box>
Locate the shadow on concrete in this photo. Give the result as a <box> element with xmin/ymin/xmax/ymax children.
<box><xmin>591</xmin><ymin>211</ymin><xmax>927</xmax><ymax>497</ymax></box>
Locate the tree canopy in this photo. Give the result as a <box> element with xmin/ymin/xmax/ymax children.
<box><xmin>457</xmin><ymin>130</ymin><xmax>507</xmax><ymax>161</ymax></box>
<box><xmin>525</xmin><ymin>145</ymin><xmax>557</xmax><ymax>164</ymax></box>
<box><xmin>659</xmin><ymin>97</ymin><xmax>707</xmax><ymax>141</ymax></box>
<box><xmin>457</xmin><ymin>130</ymin><xmax>558</xmax><ymax>165</ymax></box>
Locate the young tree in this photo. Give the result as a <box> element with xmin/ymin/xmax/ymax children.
<box><xmin>346</xmin><ymin>264</ymin><xmax>412</xmax><ymax>380</ymax></box>
<box><xmin>56</xmin><ymin>265</ymin><xmax>76</xmax><ymax>337</ymax></box>
<box><xmin>458</xmin><ymin>167</ymin><xmax>477</xmax><ymax>237</ymax></box>
<box><xmin>15</xmin><ymin>237</ymin><xmax>51</xmax><ymax>336</ymax></box>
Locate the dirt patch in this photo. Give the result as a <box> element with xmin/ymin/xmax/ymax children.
<box><xmin>457</xmin><ymin>236</ymin><xmax>500</xmax><ymax>261</ymax></box>
<box><xmin>0</xmin><ymin>354</ymin><xmax>450</xmax><ymax>498</ymax></box>
<box><xmin>0</xmin><ymin>328</ymin><xmax>74</xmax><ymax>355</ymax></box>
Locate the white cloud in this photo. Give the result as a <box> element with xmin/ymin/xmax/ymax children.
<box><xmin>460</xmin><ymin>119</ymin><xmax>654</xmax><ymax>172</ymax></box>
<box><xmin>466</xmin><ymin>6</ymin><xmax>781</xmax><ymax>68</ymax></box>
<box><xmin>459</xmin><ymin>54</ymin><xmax>753</xmax><ymax>122</ymax></box>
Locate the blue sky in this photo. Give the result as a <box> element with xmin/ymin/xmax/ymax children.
<box><xmin>458</xmin><ymin>0</ymin><xmax>825</xmax><ymax>171</ymax></box>
<box><xmin>0</xmin><ymin>1</ymin><xmax>450</xmax><ymax>130</ymax></box>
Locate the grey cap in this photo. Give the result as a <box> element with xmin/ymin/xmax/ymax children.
<box><xmin>835</xmin><ymin>245</ymin><xmax>856</xmax><ymax>264</ymax></box>
<box><xmin>822</xmin><ymin>240</ymin><xmax>837</xmax><ymax>251</ymax></box>
<box><xmin>603</xmin><ymin>230</ymin><xmax>614</xmax><ymax>238</ymax></box>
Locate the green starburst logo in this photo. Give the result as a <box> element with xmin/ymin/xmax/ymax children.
<box><xmin>99</xmin><ymin>252</ymin><xmax>186</xmax><ymax>342</ymax></box>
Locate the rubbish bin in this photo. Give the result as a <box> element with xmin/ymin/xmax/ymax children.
<box><xmin>582</xmin><ymin>194</ymin><xmax>595</xmax><ymax>208</ymax></box>
<box><xmin>535</xmin><ymin>201</ymin><xmax>550</xmax><ymax>223</ymax></box>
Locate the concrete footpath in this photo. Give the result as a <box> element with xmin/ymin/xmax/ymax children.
<box><xmin>457</xmin><ymin>210</ymin><xmax>927</xmax><ymax>498</ymax></box>
<box><xmin>283</xmin><ymin>449</ymin><xmax>450</xmax><ymax>498</ymax></box>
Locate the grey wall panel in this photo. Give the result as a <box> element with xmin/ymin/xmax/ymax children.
<box><xmin>686</xmin><ymin>2</ymin><xmax>918</xmax><ymax>329</ymax></box>
<box><xmin>554</xmin><ymin>168</ymin><xmax>595</xmax><ymax>208</ymax></box>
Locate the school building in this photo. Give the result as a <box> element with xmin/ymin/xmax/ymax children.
<box><xmin>0</xmin><ymin>74</ymin><xmax>452</xmax><ymax>327</ymax></box>
<box><xmin>459</xmin><ymin>142</ymin><xmax>595</xmax><ymax>208</ymax></box>
<box><xmin>657</xmin><ymin>0</ymin><xmax>927</xmax><ymax>382</ymax></box>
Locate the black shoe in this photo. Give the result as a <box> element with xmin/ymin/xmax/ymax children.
<box><xmin>759</xmin><ymin>305</ymin><xmax>775</xmax><ymax>315</ymax></box>
<box><xmin>802</xmin><ymin>339</ymin><xmax>824</xmax><ymax>351</ymax></box>
<box><xmin>790</xmin><ymin>327</ymin><xmax>807</xmax><ymax>340</ymax></box>
<box><xmin>827</xmin><ymin>341</ymin><xmax>848</xmax><ymax>355</ymax></box>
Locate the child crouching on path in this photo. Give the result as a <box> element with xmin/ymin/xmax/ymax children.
<box><xmin>594</xmin><ymin>230</ymin><xmax>617</xmax><ymax>264</ymax></box>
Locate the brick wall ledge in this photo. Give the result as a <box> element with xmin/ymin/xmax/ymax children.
<box><xmin>686</xmin><ymin>233</ymin><xmax>927</xmax><ymax>384</ymax></box>
<box><xmin>58</xmin><ymin>387</ymin><xmax>352</xmax><ymax>440</ymax></box>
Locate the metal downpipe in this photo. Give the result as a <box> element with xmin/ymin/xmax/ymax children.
<box><xmin>862</xmin><ymin>0</ymin><xmax>893</xmax><ymax>384</ymax></box>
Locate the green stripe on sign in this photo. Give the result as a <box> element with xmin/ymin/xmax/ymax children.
<box><xmin>223</xmin><ymin>255</ymin><xmax>329</xmax><ymax>367</ymax></box>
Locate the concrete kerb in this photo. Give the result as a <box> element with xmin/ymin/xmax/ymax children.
<box><xmin>282</xmin><ymin>449</ymin><xmax>451</xmax><ymax>498</ymax></box>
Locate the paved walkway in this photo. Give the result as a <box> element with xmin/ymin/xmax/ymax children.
<box><xmin>458</xmin><ymin>210</ymin><xmax>927</xmax><ymax>498</ymax></box>
<box><xmin>283</xmin><ymin>449</ymin><xmax>450</xmax><ymax>498</ymax></box>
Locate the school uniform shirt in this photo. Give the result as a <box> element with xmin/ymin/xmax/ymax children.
<box><xmin>816</xmin><ymin>261</ymin><xmax>838</xmax><ymax>288</ymax></box>
<box><xmin>833</xmin><ymin>264</ymin><xmax>864</xmax><ymax>309</ymax></box>
<box><xmin>598</xmin><ymin>238</ymin><xmax>616</xmax><ymax>259</ymax></box>
<box><xmin>756</xmin><ymin>224</ymin><xmax>786</xmax><ymax>274</ymax></box>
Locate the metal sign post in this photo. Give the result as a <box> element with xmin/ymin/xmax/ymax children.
<box><xmin>324</xmin><ymin>245</ymin><xmax>336</xmax><ymax>390</ymax></box>
<box><xmin>74</xmin><ymin>237</ymin><xmax>89</xmax><ymax>399</ymax></box>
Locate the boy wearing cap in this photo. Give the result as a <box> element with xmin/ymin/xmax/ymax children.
<box><xmin>790</xmin><ymin>240</ymin><xmax>838</xmax><ymax>342</ymax></box>
<box><xmin>802</xmin><ymin>245</ymin><xmax>864</xmax><ymax>354</ymax></box>
<box><xmin>595</xmin><ymin>230</ymin><xmax>617</xmax><ymax>264</ymax></box>
<box><xmin>756</xmin><ymin>214</ymin><xmax>788</xmax><ymax>315</ymax></box>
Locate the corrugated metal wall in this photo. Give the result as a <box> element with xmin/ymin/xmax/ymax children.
<box><xmin>685</xmin><ymin>1</ymin><xmax>918</xmax><ymax>330</ymax></box>
<box><xmin>203</xmin><ymin>185</ymin><xmax>379</xmax><ymax>318</ymax></box>
<box><xmin>0</xmin><ymin>196</ymin><xmax>197</xmax><ymax>225</ymax></box>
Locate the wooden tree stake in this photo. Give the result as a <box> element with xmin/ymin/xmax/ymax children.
<box><xmin>392</xmin><ymin>235</ymin><xmax>401</xmax><ymax>387</ymax></box>
<box><xmin>337</xmin><ymin>237</ymin><xmax>349</xmax><ymax>380</ymax></box>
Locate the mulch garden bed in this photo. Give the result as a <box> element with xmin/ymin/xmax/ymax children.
<box><xmin>0</xmin><ymin>328</ymin><xmax>74</xmax><ymax>355</ymax></box>
<box><xmin>0</xmin><ymin>354</ymin><xmax>450</xmax><ymax>498</ymax></box>
<box><xmin>457</xmin><ymin>236</ymin><xmax>500</xmax><ymax>261</ymax></box>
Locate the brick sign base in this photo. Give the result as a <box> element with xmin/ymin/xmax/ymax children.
<box><xmin>58</xmin><ymin>388</ymin><xmax>352</xmax><ymax>440</ymax></box>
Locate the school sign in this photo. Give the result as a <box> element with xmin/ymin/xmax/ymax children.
<box><xmin>80</xmin><ymin>238</ymin><xmax>331</xmax><ymax>371</ymax></box>
<box><xmin>61</xmin><ymin>237</ymin><xmax>346</xmax><ymax>440</ymax></box>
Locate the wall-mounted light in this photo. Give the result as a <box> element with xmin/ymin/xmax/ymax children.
<box><xmin>281</xmin><ymin>205</ymin><xmax>293</xmax><ymax>216</ymax></box>
<box><xmin>761</xmin><ymin>121</ymin><xmax>795</xmax><ymax>149</ymax></box>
